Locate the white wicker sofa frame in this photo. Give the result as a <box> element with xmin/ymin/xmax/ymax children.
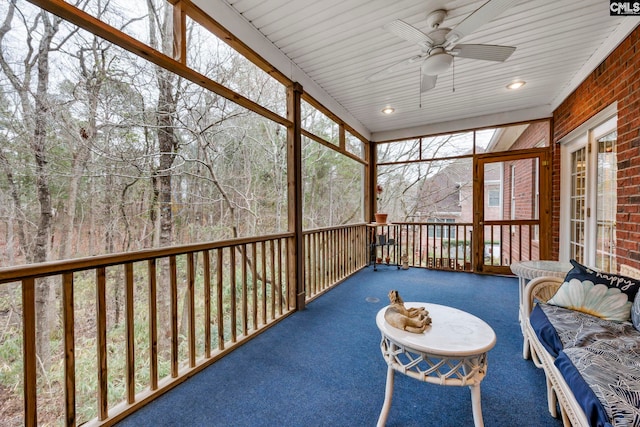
<box><xmin>523</xmin><ymin>276</ymin><xmax>590</xmax><ymax>427</ymax></box>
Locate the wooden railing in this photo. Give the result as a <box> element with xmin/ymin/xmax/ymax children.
<box><xmin>7</xmin><ymin>221</ymin><xmax>533</xmax><ymax>425</ymax></box>
<box><xmin>0</xmin><ymin>224</ymin><xmax>371</xmax><ymax>426</ymax></box>
<box><xmin>394</xmin><ymin>222</ymin><xmax>474</xmax><ymax>272</ymax></box>
<box><xmin>303</xmin><ymin>224</ymin><xmax>368</xmax><ymax>299</ymax></box>
<box><xmin>1</xmin><ymin>234</ymin><xmax>300</xmax><ymax>426</ymax></box>
<box><xmin>483</xmin><ymin>220</ymin><xmax>540</xmax><ymax>267</ymax></box>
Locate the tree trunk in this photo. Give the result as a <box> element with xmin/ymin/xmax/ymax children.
<box><xmin>31</xmin><ymin>11</ymin><xmax>60</xmax><ymax>370</ymax></box>
<box><xmin>59</xmin><ymin>36</ymin><xmax>110</xmax><ymax>260</ymax></box>
<box><xmin>57</xmin><ymin>129</ymin><xmax>92</xmax><ymax>260</ymax></box>
<box><xmin>147</xmin><ymin>0</ymin><xmax>179</xmax><ymax>346</ymax></box>
<box><xmin>0</xmin><ymin>151</ymin><xmax>28</xmax><ymax>263</ymax></box>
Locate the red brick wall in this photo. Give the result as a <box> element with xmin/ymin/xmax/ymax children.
<box><xmin>552</xmin><ymin>27</ymin><xmax>640</xmax><ymax>269</ymax></box>
<box><xmin>502</xmin><ymin>159</ymin><xmax>541</xmax><ymax>262</ymax></box>
<box><xmin>512</xmin><ymin>121</ymin><xmax>550</xmax><ymax>150</ymax></box>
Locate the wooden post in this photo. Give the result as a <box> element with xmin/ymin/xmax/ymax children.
<box><xmin>473</xmin><ymin>156</ymin><xmax>483</xmax><ymax>273</ymax></box>
<box><xmin>287</xmin><ymin>82</ymin><xmax>305</xmax><ymax>310</ymax></box>
<box><xmin>172</xmin><ymin>0</ymin><xmax>186</xmax><ymax>64</ymax></box>
<box><xmin>368</xmin><ymin>141</ymin><xmax>376</xmax><ymax>222</ymax></box>
<box><xmin>540</xmin><ymin>147</ymin><xmax>552</xmax><ymax>259</ymax></box>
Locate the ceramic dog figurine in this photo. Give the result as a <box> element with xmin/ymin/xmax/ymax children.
<box><xmin>384</xmin><ymin>290</ymin><xmax>431</xmax><ymax>333</ymax></box>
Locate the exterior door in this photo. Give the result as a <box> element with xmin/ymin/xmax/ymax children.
<box><xmin>474</xmin><ymin>149</ymin><xmax>551</xmax><ymax>274</ymax></box>
<box><xmin>561</xmin><ymin>116</ymin><xmax>617</xmax><ymax>272</ymax></box>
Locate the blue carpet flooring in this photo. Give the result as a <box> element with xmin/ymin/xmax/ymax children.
<box><xmin>117</xmin><ymin>267</ymin><xmax>562</xmax><ymax>426</ymax></box>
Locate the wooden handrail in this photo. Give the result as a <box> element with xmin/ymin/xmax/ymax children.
<box><xmin>302</xmin><ymin>222</ymin><xmax>367</xmax><ymax>235</ymax></box>
<box><xmin>0</xmin><ymin>233</ymin><xmax>294</xmax><ymax>284</ymax></box>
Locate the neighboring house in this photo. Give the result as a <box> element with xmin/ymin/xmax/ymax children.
<box><xmin>412</xmin><ymin>121</ymin><xmax>550</xmax><ymax>266</ymax></box>
<box><xmin>412</xmin><ymin>148</ymin><xmax>501</xmax><ymax>266</ymax></box>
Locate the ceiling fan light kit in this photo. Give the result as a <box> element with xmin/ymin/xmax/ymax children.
<box><xmin>421</xmin><ymin>49</ymin><xmax>453</xmax><ymax>75</ymax></box>
<box><xmin>369</xmin><ymin>0</ymin><xmax>517</xmax><ymax>94</ymax></box>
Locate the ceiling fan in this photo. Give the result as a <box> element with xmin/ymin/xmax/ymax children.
<box><xmin>369</xmin><ymin>0</ymin><xmax>518</xmax><ymax>92</ymax></box>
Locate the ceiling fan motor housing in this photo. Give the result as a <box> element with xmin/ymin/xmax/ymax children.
<box><xmin>426</xmin><ymin>9</ymin><xmax>447</xmax><ymax>29</ymax></box>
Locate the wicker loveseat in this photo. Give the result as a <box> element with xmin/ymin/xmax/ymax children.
<box><xmin>523</xmin><ymin>273</ymin><xmax>640</xmax><ymax>427</ymax></box>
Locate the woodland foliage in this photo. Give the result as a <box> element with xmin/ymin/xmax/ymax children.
<box><xmin>0</xmin><ymin>1</ymin><xmax>364</xmax><ymax>423</ymax></box>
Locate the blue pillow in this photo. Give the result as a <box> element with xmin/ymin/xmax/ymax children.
<box><xmin>632</xmin><ymin>294</ymin><xmax>640</xmax><ymax>331</ymax></box>
<box><xmin>548</xmin><ymin>260</ymin><xmax>640</xmax><ymax>322</ymax></box>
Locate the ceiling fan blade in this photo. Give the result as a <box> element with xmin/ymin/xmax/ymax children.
<box><xmin>384</xmin><ymin>20</ymin><xmax>433</xmax><ymax>48</ymax></box>
<box><xmin>452</xmin><ymin>44</ymin><xmax>516</xmax><ymax>62</ymax></box>
<box><xmin>367</xmin><ymin>54</ymin><xmax>426</xmax><ymax>82</ymax></box>
<box><xmin>446</xmin><ymin>0</ymin><xmax>518</xmax><ymax>44</ymax></box>
<box><xmin>420</xmin><ymin>74</ymin><xmax>438</xmax><ymax>93</ymax></box>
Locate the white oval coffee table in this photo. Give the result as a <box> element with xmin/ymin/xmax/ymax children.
<box><xmin>376</xmin><ymin>303</ymin><xmax>496</xmax><ymax>427</ymax></box>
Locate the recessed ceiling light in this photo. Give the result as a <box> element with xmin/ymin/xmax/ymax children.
<box><xmin>507</xmin><ymin>80</ymin><xmax>526</xmax><ymax>90</ymax></box>
<box><xmin>381</xmin><ymin>106</ymin><xmax>395</xmax><ymax>114</ymax></box>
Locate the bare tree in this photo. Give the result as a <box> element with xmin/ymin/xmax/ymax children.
<box><xmin>377</xmin><ymin>135</ymin><xmax>473</xmax><ymax>222</ymax></box>
<box><xmin>0</xmin><ymin>1</ymin><xmax>72</xmax><ymax>368</ymax></box>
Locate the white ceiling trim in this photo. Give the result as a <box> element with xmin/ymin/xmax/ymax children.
<box><xmin>371</xmin><ymin>106</ymin><xmax>552</xmax><ymax>142</ymax></box>
<box><xmin>550</xmin><ymin>18</ymin><xmax>640</xmax><ymax>111</ymax></box>
<box><xmin>192</xmin><ymin>0</ymin><xmax>372</xmax><ymax>140</ymax></box>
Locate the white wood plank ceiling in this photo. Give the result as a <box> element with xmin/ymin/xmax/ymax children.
<box><xmin>194</xmin><ymin>0</ymin><xmax>639</xmax><ymax>141</ymax></box>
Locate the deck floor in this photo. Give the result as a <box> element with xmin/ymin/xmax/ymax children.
<box><xmin>116</xmin><ymin>266</ymin><xmax>563</xmax><ymax>427</ymax></box>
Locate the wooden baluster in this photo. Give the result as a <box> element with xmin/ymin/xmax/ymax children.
<box><xmin>170</xmin><ymin>256</ymin><xmax>179</xmax><ymax>375</ymax></box>
<box><xmin>276</xmin><ymin>239</ymin><xmax>282</xmax><ymax>315</ymax></box>
<box><xmin>261</xmin><ymin>241</ymin><xmax>267</xmax><ymax>325</ymax></box>
<box><xmin>332</xmin><ymin>229</ymin><xmax>336</xmax><ymax>283</ymax></box>
<box><xmin>187</xmin><ymin>253</ymin><xmax>196</xmax><ymax>367</ymax></box>
<box><xmin>334</xmin><ymin>228</ymin><xmax>346</xmax><ymax>284</ymax></box>
<box><xmin>22</xmin><ymin>278</ymin><xmax>37</xmax><ymax>427</ymax></box>
<box><xmin>241</xmin><ymin>244</ymin><xmax>248</xmax><ymax>335</ymax></box>
<box><xmin>147</xmin><ymin>260</ymin><xmax>158</xmax><ymax>390</ymax></box>
<box><xmin>306</xmin><ymin>234</ymin><xmax>311</xmax><ymax>297</ymax></box>
<box><xmin>203</xmin><ymin>251</ymin><xmax>211</xmax><ymax>358</ymax></box>
<box><xmin>284</xmin><ymin>238</ymin><xmax>291</xmax><ymax>311</ymax></box>
<box><xmin>216</xmin><ymin>249</ymin><xmax>224</xmax><ymax>350</ymax></box>
<box><xmin>320</xmin><ymin>231</ymin><xmax>325</xmax><ymax>290</ymax></box>
<box><xmin>251</xmin><ymin>243</ymin><xmax>258</xmax><ymax>330</ymax></box>
<box><xmin>431</xmin><ymin>224</ymin><xmax>436</xmax><ymax>268</ymax></box>
<box><xmin>96</xmin><ymin>268</ymin><xmax>108</xmax><ymax>420</ymax></box>
<box><xmin>229</xmin><ymin>247</ymin><xmax>237</xmax><ymax>343</ymax></box>
<box><xmin>336</xmin><ymin>229</ymin><xmax>340</xmax><ymax>280</ymax></box>
<box><xmin>512</xmin><ymin>224</ymin><xmax>516</xmax><ymax>263</ymax></box>
<box><xmin>490</xmin><ymin>226</ymin><xmax>495</xmax><ymax>266</ymax></box>
<box><xmin>270</xmin><ymin>240</ymin><xmax>276</xmax><ymax>320</ymax></box>
<box><xmin>316</xmin><ymin>232</ymin><xmax>321</xmax><ymax>293</ymax></box>
<box><xmin>124</xmin><ymin>263</ymin><xmax>135</xmax><ymax>403</ymax></box>
<box><xmin>62</xmin><ymin>273</ymin><xmax>76</xmax><ymax>426</ymax></box>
